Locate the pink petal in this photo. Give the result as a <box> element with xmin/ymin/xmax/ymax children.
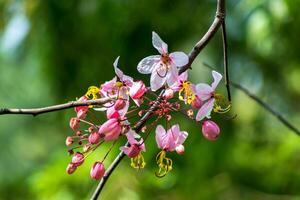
<box><xmin>169</xmin><ymin>52</ymin><xmax>189</xmax><ymax>67</ymax></box>
<box><xmin>150</xmin><ymin>63</ymin><xmax>167</xmax><ymax>91</ymax></box>
<box><xmin>126</xmin><ymin>130</ymin><xmax>138</xmax><ymax>145</ymax></box>
<box><xmin>155</xmin><ymin>125</ymin><xmax>166</xmax><ymax>149</ymax></box>
<box><xmin>195</xmin><ymin>83</ymin><xmax>213</xmax><ymax>101</ymax></box>
<box><xmin>137</xmin><ymin>55</ymin><xmax>160</xmax><ymax>74</ymax></box>
<box><xmin>152</xmin><ymin>31</ymin><xmax>168</xmax><ymax>54</ymax></box>
<box><xmin>211</xmin><ymin>70</ymin><xmax>222</xmax><ymax>90</ymax></box>
<box><xmin>113</xmin><ymin>56</ymin><xmax>124</xmax><ymax>80</ymax></box>
<box><xmin>196</xmin><ymin>98</ymin><xmax>215</xmax><ymax>121</ymax></box>
<box><xmin>176</xmin><ymin>131</ymin><xmax>188</xmax><ymax>146</ymax></box>
<box><xmin>166</xmin><ymin>65</ymin><xmax>179</xmax><ymax>87</ymax></box>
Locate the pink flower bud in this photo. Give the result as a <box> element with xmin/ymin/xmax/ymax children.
<box><xmin>106</xmin><ymin>108</ymin><xmax>120</xmax><ymax>119</ymax></box>
<box><xmin>65</xmin><ymin>136</ymin><xmax>73</xmax><ymax>146</ymax></box>
<box><xmin>74</xmin><ymin>96</ymin><xmax>89</xmax><ymax>119</ymax></box>
<box><xmin>129</xmin><ymin>81</ymin><xmax>147</xmax><ymax>99</ymax></box>
<box><xmin>202</xmin><ymin>120</ymin><xmax>220</xmax><ymax>141</ymax></box>
<box><xmin>66</xmin><ymin>163</ymin><xmax>77</xmax><ymax>174</ymax></box>
<box><xmin>90</xmin><ymin>162</ymin><xmax>105</xmax><ymax>180</ymax></box>
<box><xmin>69</xmin><ymin>118</ymin><xmax>80</xmax><ymax>130</ymax></box>
<box><xmin>191</xmin><ymin>96</ymin><xmax>202</xmax><ymax>109</ymax></box>
<box><xmin>175</xmin><ymin>144</ymin><xmax>185</xmax><ymax>155</ymax></box>
<box><xmin>163</xmin><ymin>88</ymin><xmax>174</xmax><ymax>100</ymax></box>
<box><xmin>99</xmin><ymin>118</ymin><xmax>122</xmax><ymax>141</ymax></box>
<box><xmin>114</xmin><ymin>99</ymin><xmax>126</xmax><ymax>110</ymax></box>
<box><xmin>88</xmin><ymin>132</ymin><xmax>101</xmax><ymax>144</ymax></box>
<box><xmin>71</xmin><ymin>152</ymin><xmax>84</xmax><ymax>167</ymax></box>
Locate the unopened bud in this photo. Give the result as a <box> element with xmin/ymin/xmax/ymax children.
<box><xmin>175</xmin><ymin>145</ymin><xmax>185</xmax><ymax>155</ymax></box>
<box><xmin>69</xmin><ymin>118</ymin><xmax>80</xmax><ymax>130</ymax></box>
<box><xmin>66</xmin><ymin>136</ymin><xmax>74</xmax><ymax>146</ymax></box>
<box><xmin>163</xmin><ymin>88</ymin><xmax>174</xmax><ymax>100</ymax></box>
<box><xmin>88</xmin><ymin>132</ymin><xmax>101</xmax><ymax>144</ymax></box>
<box><xmin>202</xmin><ymin>120</ymin><xmax>220</xmax><ymax>141</ymax></box>
<box><xmin>66</xmin><ymin>163</ymin><xmax>77</xmax><ymax>174</ymax></box>
<box><xmin>90</xmin><ymin>162</ymin><xmax>105</xmax><ymax>180</ymax></box>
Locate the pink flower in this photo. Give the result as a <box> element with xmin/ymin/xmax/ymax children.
<box><xmin>191</xmin><ymin>95</ymin><xmax>203</xmax><ymax>109</ymax></box>
<box><xmin>71</xmin><ymin>152</ymin><xmax>84</xmax><ymax>167</ymax></box>
<box><xmin>88</xmin><ymin>132</ymin><xmax>101</xmax><ymax>144</ymax></box>
<box><xmin>113</xmin><ymin>56</ymin><xmax>133</xmax><ymax>87</ymax></box>
<box><xmin>66</xmin><ymin>163</ymin><xmax>77</xmax><ymax>174</ymax></box>
<box><xmin>137</xmin><ymin>32</ymin><xmax>189</xmax><ymax>91</ymax></box>
<box><xmin>129</xmin><ymin>81</ymin><xmax>147</xmax><ymax>99</ymax></box>
<box><xmin>98</xmin><ymin>118</ymin><xmax>122</xmax><ymax>141</ymax></box>
<box><xmin>69</xmin><ymin>118</ymin><xmax>80</xmax><ymax>130</ymax></box>
<box><xmin>195</xmin><ymin>71</ymin><xmax>222</xmax><ymax>121</ymax></box>
<box><xmin>90</xmin><ymin>162</ymin><xmax>105</xmax><ymax>180</ymax></box>
<box><xmin>155</xmin><ymin>124</ymin><xmax>188</xmax><ymax>152</ymax></box>
<box><xmin>201</xmin><ymin>120</ymin><xmax>220</xmax><ymax>141</ymax></box>
<box><xmin>120</xmin><ymin>130</ymin><xmax>145</xmax><ymax>158</ymax></box>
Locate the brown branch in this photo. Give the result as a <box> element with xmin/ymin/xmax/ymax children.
<box><xmin>0</xmin><ymin>97</ymin><xmax>114</xmax><ymax>116</ymax></box>
<box><xmin>91</xmin><ymin>0</ymin><xmax>227</xmax><ymax>199</ymax></box>
<box><xmin>230</xmin><ymin>82</ymin><xmax>300</xmax><ymax>136</ymax></box>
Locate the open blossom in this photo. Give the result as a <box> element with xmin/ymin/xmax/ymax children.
<box><xmin>137</xmin><ymin>32</ymin><xmax>189</xmax><ymax>91</ymax></box>
<box><xmin>90</xmin><ymin>161</ymin><xmax>105</xmax><ymax>180</ymax></box>
<box><xmin>155</xmin><ymin>124</ymin><xmax>188</xmax><ymax>151</ymax></box>
<box><xmin>195</xmin><ymin>71</ymin><xmax>222</xmax><ymax>121</ymax></box>
<box><xmin>98</xmin><ymin>118</ymin><xmax>122</xmax><ymax>141</ymax></box>
<box><xmin>120</xmin><ymin>130</ymin><xmax>145</xmax><ymax>158</ymax></box>
<box><xmin>202</xmin><ymin>120</ymin><xmax>220</xmax><ymax>141</ymax></box>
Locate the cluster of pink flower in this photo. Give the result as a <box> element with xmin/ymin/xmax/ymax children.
<box><xmin>66</xmin><ymin>32</ymin><xmax>230</xmax><ymax>180</ymax></box>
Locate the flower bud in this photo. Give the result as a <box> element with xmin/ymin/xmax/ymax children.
<box><xmin>75</xmin><ymin>96</ymin><xmax>89</xmax><ymax>119</ymax></box>
<box><xmin>65</xmin><ymin>136</ymin><xmax>73</xmax><ymax>146</ymax></box>
<box><xmin>129</xmin><ymin>81</ymin><xmax>147</xmax><ymax>99</ymax></box>
<box><xmin>88</xmin><ymin>132</ymin><xmax>101</xmax><ymax>144</ymax></box>
<box><xmin>71</xmin><ymin>152</ymin><xmax>84</xmax><ymax>167</ymax></box>
<box><xmin>99</xmin><ymin>118</ymin><xmax>122</xmax><ymax>141</ymax></box>
<box><xmin>163</xmin><ymin>88</ymin><xmax>174</xmax><ymax>100</ymax></box>
<box><xmin>114</xmin><ymin>99</ymin><xmax>126</xmax><ymax>110</ymax></box>
<box><xmin>202</xmin><ymin>120</ymin><xmax>220</xmax><ymax>141</ymax></box>
<box><xmin>191</xmin><ymin>96</ymin><xmax>202</xmax><ymax>109</ymax></box>
<box><xmin>106</xmin><ymin>108</ymin><xmax>120</xmax><ymax>119</ymax></box>
<box><xmin>66</xmin><ymin>163</ymin><xmax>77</xmax><ymax>174</ymax></box>
<box><xmin>175</xmin><ymin>144</ymin><xmax>185</xmax><ymax>155</ymax></box>
<box><xmin>90</xmin><ymin>162</ymin><xmax>105</xmax><ymax>180</ymax></box>
<box><xmin>69</xmin><ymin>118</ymin><xmax>80</xmax><ymax>130</ymax></box>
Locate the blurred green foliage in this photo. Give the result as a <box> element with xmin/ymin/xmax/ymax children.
<box><xmin>1</xmin><ymin>0</ymin><xmax>300</xmax><ymax>199</ymax></box>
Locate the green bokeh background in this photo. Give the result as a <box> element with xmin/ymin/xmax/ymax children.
<box><xmin>1</xmin><ymin>0</ymin><xmax>300</xmax><ymax>199</ymax></box>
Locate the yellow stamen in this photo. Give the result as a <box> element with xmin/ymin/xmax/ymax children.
<box><xmin>114</xmin><ymin>81</ymin><xmax>123</xmax><ymax>88</ymax></box>
<box><xmin>130</xmin><ymin>152</ymin><xmax>146</xmax><ymax>169</ymax></box>
<box><xmin>155</xmin><ymin>150</ymin><xmax>173</xmax><ymax>178</ymax></box>
<box><xmin>178</xmin><ymin>81</ymin><xmax>196</xmax><ymax>104</ymax></box>
<box><xmin>85</xmin><ymin>86</ymin><xmax>100</xmax><ymax>100</ymax></box>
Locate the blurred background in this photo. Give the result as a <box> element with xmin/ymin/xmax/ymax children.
<box><xmin>1</xmin><ymin>0</ymin><xmax>300</xmax><ymax>199</ymax></box>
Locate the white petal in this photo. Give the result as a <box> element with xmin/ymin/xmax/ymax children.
<box><xmin>166</xmin><ymin>65</ymin><xmax>178</xmax><ymax>87</ymax></box>
<box><xmin>211</xmin><ymin>70</ymin><xmax>222</xmax><ymax>90</ymax></box>
<box><xmin>169</xmin><ymin>52</ymin><xmax>189</xmax><ymax>67</ymax></box>
<box><xmin>137</xmin><ymin>55</ymin><xmax>160</xmax><ymax>74</ymax></box>
<box><xmin>195</xmin><ymin>99</ymin><xmax>215</xmax><ymax>121</ymax></box>
<box><xmin>150</xmin><ymin>64</ymin><xmax>167</xmax><ymax>91</ymax></box>
<box><xmin>195</xmin><ymin>83</ymin><xmax>213</xmax><ymax>101</ymax></box>
<box><xmin>152</xmin><ymin>31</ymin><xmax>168</xmax><ymax>54</ymax></box>
<box><xmin>113</xmin><ymin>56</ymin><xmax>124</xmax><ymax>80</ymax></box>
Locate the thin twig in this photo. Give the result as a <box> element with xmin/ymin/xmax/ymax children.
<box><xmin>221</xmin><ymin>19</ymin><xmax>231</xmax><ymax>102</ymax></box>
<box><xmin>0</xmin><ymin>97</ymin><xmax>114</xmax><ymax>116</ymax></box>
<box><xmin>230</xmin><ymin>82</ymin><xmax>300</xmax><ymax>136</ymax></box>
